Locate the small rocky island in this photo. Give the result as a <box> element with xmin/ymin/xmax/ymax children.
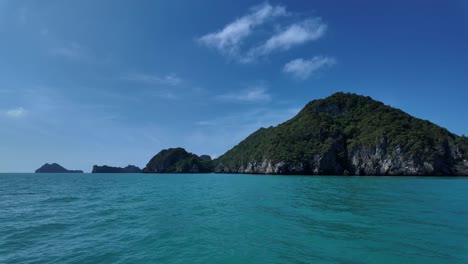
<box><xmin>92</xmin><ymin>165</ymin><xmax>142</xmax><ymax>173</ymax></box>
<box><xmin>143</xmin><ymin>148</ymin><xmax>212</xmax><ymax>173</ymax></box>
<box><xmin>35</xmin><ymin>163</ymin><xmax>83</xmax><ymax>173</ymax></box>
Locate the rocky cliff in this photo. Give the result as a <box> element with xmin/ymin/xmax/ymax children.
<box><xmin>214</xmin><ymin>92</ymin><xmax>468</xmax><ymax>176</ymax></box>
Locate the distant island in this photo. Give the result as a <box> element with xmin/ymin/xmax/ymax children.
<box><xmin>143</xmin><ymin>148</ymin><xmax>212</xmax><ymax>173</ymax></box>
<box><xmin>35</xmin><ymin>163</ymin><xmax>83</xmax><ymax>173</ymax></box>
<box><xmin>142</xmin><ymin>92</ymin><xmax>468</xmax><ymax>176</ymax></box>
<box><xmin>92</xmin><ymin>165</ymin><xmax>142</xmax><ymax>173</ymax></box>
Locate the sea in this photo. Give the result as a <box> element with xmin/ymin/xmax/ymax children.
<box><xmin>1</xmin><ymin>173</ymin><xmax>467</xmax><ymax>264</ymax></box>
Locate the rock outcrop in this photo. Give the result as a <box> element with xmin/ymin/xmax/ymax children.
<box><xmin>35</xmin><ymin>163</ymin><xmax>83</xmax><ymax>173</ymax></box>
<box><xmin>92</xmin><ymin>165</ymin><xmax>142</xmax><ymax>173</ymax></box>
<box><xmin>143</xmin><ymin>148</ymin><xmax>212</xmax><ymax>173</ymax></box>
<box><xmin>200</xmin><ymin>155</ymin><xmax>212</xmax><ymax>161</ymax></box>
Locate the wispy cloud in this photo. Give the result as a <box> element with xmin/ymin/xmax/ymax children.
<box><xmin>283</xmin><ymin>56</ymin><xmax>336</xmax><ymax>80</ymax></box>
<box><xmin>248</xmin><ymin>18</ymin><xmax>327</xmax><ymax>60</ymax></box>
<box><xmin>42</xmin><ymin>28</ymin><xmax>110</xmax><ymax>64</ymax></box>
<box><xmin>5</xmin><ymin>107</ymin><xmax>27</xmax><ymax>118</ymax></box>
<box><xmin>198</xmin><ymin>2</ymin><xmax>287</xmax><ymax>59</ymax></box>
<box><xmin>198</xmin><ymin>3</ymin><xmax>331</xmax><ymax>65</ymax></box>
<box><xmin>152</xmin><ymin>91</ymin><xmax>178</xmax><ymax>100</ymax></box>
<box><xmin>50</xmin><ymin>42</ymin><xmax>88</xmax><ymax>60</ymax></box>
<box><xmin>123</xmin><ymin>73</ymin><xmax>183</xmax><ymax>86</ymax></box>
<box><xmin>216</xmin><ymin>85</ymin><xmax>271</xmax><ymax>103</ymax></box>
<box><xmin>196</xmin><ymin>106</ymin><xmax>300</xmax><ymax>128</ymax></box>
<box><xmin>195</xmin><ymin>120</ymin><xmax>216</xmax><ymax>126</ymax></box>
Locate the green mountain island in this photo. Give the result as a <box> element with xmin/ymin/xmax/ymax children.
<box><xmin>35</xmin><ymin>163</ymin><xmax>83</xmax><ymax>173</ymax></box>
<box><xmin>144</xmin><ymin>93</ymin><xmax>468</xmax><ymax>176</ymax></box>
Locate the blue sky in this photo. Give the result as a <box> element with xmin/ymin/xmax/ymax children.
<box><xmin>1</xmin><ymin>0</ymin><xmax>468</xmax><ymax>172</ymax></box>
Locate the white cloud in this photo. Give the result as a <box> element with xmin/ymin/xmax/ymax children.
<box><xmin>248</xmin><ymin>18</ymin><xmax>327</xmax><ymax>59</ymax></box>
<box><xmin>216</xmin><ymin>85</ymin><xmax>271</xmax><ymax>103</ymax></box>
<box><xmin>45</xmin><ymin>33</ymin><xmax>109</xmax><ymax>64</ymax></box>
<box><xmin>5</xmin><ymin>107</ymin><xmax>27</xmax><ymax>118</ymax></box>
<box><xmin>50</xmin><ymin>42</ymin><xmax>88</xmax><ymax>60</ymax></box>
<box><xmin>196</xmin><ymin>106</ymin><xmax>300</xmax><ymax>128</ymax></box>
<box><xmin>152</xmin><ymin>91</ymin><xmax>178</xmax><ymax>100</ymax></box>
<box><xmin>123</xmin><ymin>73</ymin><xmax>183</xmax><ymax>86</ymax></box>
<box><xmin>195</xmin><ymin>120</ymin><xmax>216</xmax><ymax>126</ymax></box>
<box><xmin>283</xmin><ymin>56</ymin><xmax>336</xmax><ymax>80</ymax></box>
<box><xmin>198</xmin><ymin>2</ymin><xmax>287</xmax><ymax>58</ymax></box>
<box><xmin>198</xmin><ymin>3</ymin><xmax>330</xmax><ymax>64</ymax></box>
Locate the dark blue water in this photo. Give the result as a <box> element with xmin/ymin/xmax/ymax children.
<box><xmin>1</xmin><ymin>173</ymin><xmax>467</xmax><ymax>263</ymax></box>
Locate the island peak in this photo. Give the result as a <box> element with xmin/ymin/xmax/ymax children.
<box><xmin>35</xmin><ymin>163</ymin><xmax>83</xmax><ymax>173</ymax></box>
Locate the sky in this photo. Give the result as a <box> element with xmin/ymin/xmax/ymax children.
<box><xmin>1</xmin><ymin>0</ymin><xmax>468</xmax><ymax>172</ymax></box>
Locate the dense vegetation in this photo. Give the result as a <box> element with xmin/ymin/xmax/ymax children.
<box><xmin>92</xmin><ymin>165</ymin><xmax>142</xmax><ymax>173</ymax></box>
<box><xmin>144</xmin><ymin>148</ymin><xmax>212</xmax><ymax>173</ymax></box>
<box><xmin>215</xmin><ymin>92</ymin><xmax>468</xmax><ymax>172</ymax></box>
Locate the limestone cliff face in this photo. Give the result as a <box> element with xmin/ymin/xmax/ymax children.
<box><xmin>455</xmin><ymin>160</ymin><xmax>468</xmax><ymax>175</ymax></box>
<box><xmin>347</xmin><ymin>137</ymin><xmax>464</xmax><ymax>176</ymax></box>
<box><xmin>214</xmin><ymin>144</ymin><xmax>345</xmax><ymax>175</ymax></box>
<box><xmin>214</xmin><ymin>139</ymin><xmax>468</xmax><ymax>175</ymax></box>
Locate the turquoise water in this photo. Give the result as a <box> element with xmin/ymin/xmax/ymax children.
<box><xmin>1</xmin><ymin>174</ymin><xmax>467</xmax><ymax>263</ymax></box>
